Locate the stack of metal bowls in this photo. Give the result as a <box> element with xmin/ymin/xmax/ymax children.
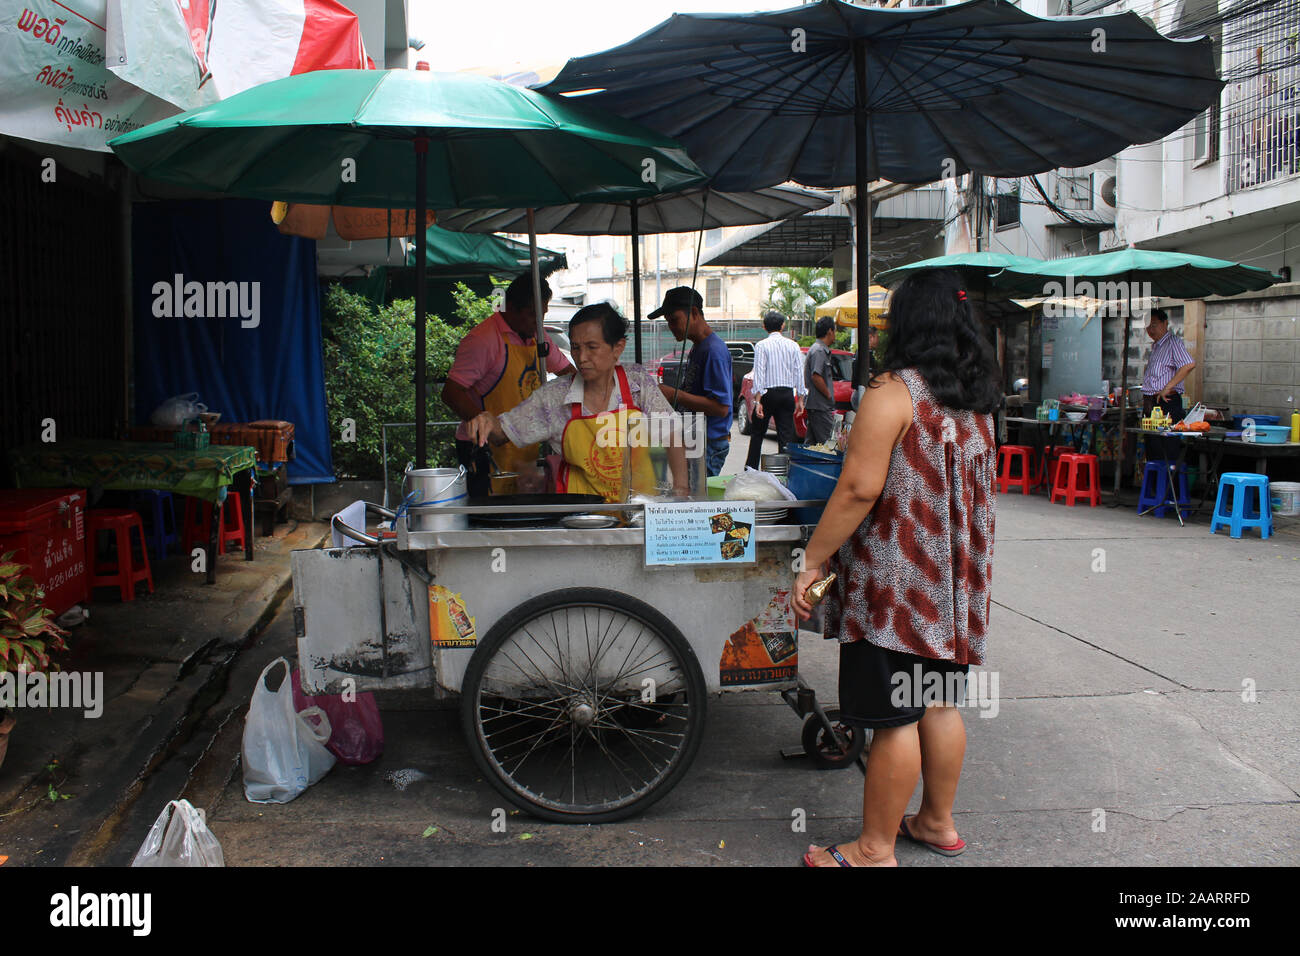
<box><xmin>757</xmin><ymin>453</ymin><xmax>790</xmax><ymax>524</ymax></box>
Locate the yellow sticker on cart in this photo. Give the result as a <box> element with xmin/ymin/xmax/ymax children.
<box><xmin>429</xmin><ymin>585</ymin><xmax>477</xmax><ymax>648</ymax></box>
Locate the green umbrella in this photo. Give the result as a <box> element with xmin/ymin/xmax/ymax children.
<box><xmin>988</xmin><ymin>249</ymin><xmax>1283</xmax><ymax>490</ymax></box>
<box><xmin>987</xmin><ymin>249</ymin><xmax>1281</xmax><ymax>300</ymax></box>
<box><xmin>110</xmin><ymin>68</ymin><xmax>707</xmax><ymax>465</ymax></box>
<box><xmin>404</xmin><ymin>224</ymin><xmax>567</xmax><ymax>276</ymax></box>
<box><xmin>875</xmin><ymin>253</ymin><xmax>1042</xmax><ymax>290</ymax></box>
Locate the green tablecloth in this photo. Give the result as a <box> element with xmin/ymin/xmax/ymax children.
<box><xmin>10</xmin><ymin>440</ymin><xmax>258</xmax><ymax>504</ymax></box>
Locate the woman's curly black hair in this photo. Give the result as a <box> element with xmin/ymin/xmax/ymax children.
<box><xmin>870</xmin><ymin>268</ymin><xmax>1002</xmax><ymax>413</ymax></box>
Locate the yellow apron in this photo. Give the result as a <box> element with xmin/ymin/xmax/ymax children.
<box><xmin>482</xmin><ymin>323</ymin><xmax>544</xmax><ymax>477</ymax></box>
<box><xmin>558</xmin><ymin>367</ymin><xmax>658</xmax><ymax>504</ymax></box>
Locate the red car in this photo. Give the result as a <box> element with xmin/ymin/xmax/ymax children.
<box><xmin>737</xmin><ymin>348</ymin><xmax>855</xmax><ymax>438</ymax></box>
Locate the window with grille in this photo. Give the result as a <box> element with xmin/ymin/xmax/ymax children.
<box><xmin>994</xmin><ymin>180</ymin><xmax>1021</xmax><ymax>230</ymax></box>
<box><xmin>706</xmin><ymin>277</ymin><xmax>722</xmax><ymax>308</ymax></box>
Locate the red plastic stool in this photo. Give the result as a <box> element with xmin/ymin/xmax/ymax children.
<box><xmin>1050</xmin><ymin>453</ymin><xmax>1101</xmax><ymax>507</ymax></box>
<box><xmin>87</xmin><ymin>509</ymin><xmax>154</xmax><ymax>602</ymax></box>
<box><xmin>181</xmin><ymin>495</ymin><xmax>247</xmax><ymax>555</ymax></box>
<box><xmin>996</xmin><ymin>445</ymin><xmax>1038</xmax><ymax>494</ymax></box>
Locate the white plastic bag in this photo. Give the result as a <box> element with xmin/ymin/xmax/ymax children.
<box><xmin>242</xmin><ymin>657</ymin><xmax>335</xmax><ymax>804</ymax></box>
<box><xmin>150</xmin><ymin>392</ymin><xmax>207</xmax><ymax>428</ymax></box>
<box><xmin>131</xmin><ymin>799</ymin><xmax>225</xmax><ymax>867</ymax></box>
<box><xmin>724</xmin><ymin>467</ymin><xmax>797</xmax><ymax>502</ymax></box>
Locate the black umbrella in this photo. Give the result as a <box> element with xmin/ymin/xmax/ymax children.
<box><xmin>539</xmin><ymin>0</ymin><xmax>1222</xmax><ymax>387</ymax></box>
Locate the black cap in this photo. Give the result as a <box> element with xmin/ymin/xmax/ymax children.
<box><xmin>647</xmin><ymin>286</ymin><xmax>703</xmax><ymax>320</ymax></box>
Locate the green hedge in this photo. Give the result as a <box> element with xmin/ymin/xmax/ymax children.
<box><xmin>321</xmin><ymin>283</ymin><xmax>487</xmax><ymax>482</ymax></box>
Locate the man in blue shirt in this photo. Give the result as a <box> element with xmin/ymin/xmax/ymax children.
<box><xmin>651</xmin><ymin>287</ymin><xmax>733</xmax><ymax>481</ymax></box>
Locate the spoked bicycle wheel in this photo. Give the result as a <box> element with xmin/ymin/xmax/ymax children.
<box><xmin>461</xmin><ymin>587</ymin><xmax>707</xmax><ymax>823</ymax></box>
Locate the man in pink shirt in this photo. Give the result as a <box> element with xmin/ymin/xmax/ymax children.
<box><xmin>442</xmin><ymin>275</ymin><xmax>573</xmax><ymax>496</ymax></box>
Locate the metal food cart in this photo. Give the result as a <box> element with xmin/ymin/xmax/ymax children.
<box><xmin>293</xmin><ymin>494</ymin><xmax>863</xmax><ymax>823</ymax></box>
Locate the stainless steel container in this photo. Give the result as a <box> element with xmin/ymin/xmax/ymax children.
<box><xmin>402</xmin><ymin>465</ymin><xmax>469</xmax><ymax>532</ymax></box>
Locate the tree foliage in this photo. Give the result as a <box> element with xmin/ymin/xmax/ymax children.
<box><xmin>762</xmin><ymin>267</ymin><xmax>834</xmax><ymax>322</ymax></box>
<box><xmin>321</xmin><ymin>283</ymin><xmax>488</xmax><ymax>482</ymax></box>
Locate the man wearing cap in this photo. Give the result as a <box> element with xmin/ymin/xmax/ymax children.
<box><xmin>442</xmin><ymin>274</ymin><xmax>573</xmax><ymax>497</ymax></box>
<box><xmin>652</xmin><ymin>287</ymin><xmax>733</xmax><ymax>481</ymax></box>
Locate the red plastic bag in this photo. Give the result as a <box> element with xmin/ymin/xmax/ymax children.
<box><xmin>291</xmin><ymin>668</ymin><xmax>384</xmax><ymax>765</ymax></box>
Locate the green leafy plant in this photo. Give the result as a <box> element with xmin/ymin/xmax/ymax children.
<box><xmin>762</xmin><ymin>267</ymin><xmax>834</xmax><ymax>322</ymax></box>
<box><xmin>0</xmin><ymin>551</ymin><xmax>68</xmax><ymax>676</ymax></box>
<box><xmin>320</xmin><ymin>285</ymin><xmax>480</xmax><ymax>481</ymax></box>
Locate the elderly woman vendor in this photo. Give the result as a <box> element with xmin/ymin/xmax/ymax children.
<box><xmin>467</xmin><ymin>303</ymin><xmax>691</xmax><ymax>502</ymax></box>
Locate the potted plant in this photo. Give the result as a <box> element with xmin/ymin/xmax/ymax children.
<box><xmin>0</xmin><ymin>551</ymin><xmax>69</xmax><ymax>772</ymax></box>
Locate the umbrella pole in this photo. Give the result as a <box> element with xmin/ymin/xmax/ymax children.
<box><xmin>526</xmin><ymin>208</ymin><xmax>546</xmax><ymax>369</ymax></box>
<box><xmin>853</xmin><ymin>37</ymin><xmax>870</xmax><ymax>392</ymax></box>
<box><xmin>526</xmin><ymin>208</ymin><xmax>553</xmax><ymax>471</ymax></box>
<box><xmin>631</xmin><ymin>199</ymin><xmax>642</xmax><ymax>364</ymax></box>
<box><xmin>1116</xmin><ymin>278</ymin><xmax>1132</xmax><ymax>493</ymax></box>
<box><xmin>414</xmin><ymin>136</ymin><xmax>428</xmax><ymax>469</ymax></box>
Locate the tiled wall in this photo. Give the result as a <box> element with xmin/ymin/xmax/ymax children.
<box><xmin>1101</xmin><ymin>305</ymin><xmax>1183</xmax><ymax>390</ymax></box>
<box><xmin>1201</xmin><ymin>294</ymin><xmax>1299</xmax><ymax>417</ymax></box>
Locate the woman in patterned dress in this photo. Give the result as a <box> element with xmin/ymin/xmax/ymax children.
<box><xmin>791</xmin><ymin>268</ymin><xmax>1002</xmax><ymax>867</ymax></box>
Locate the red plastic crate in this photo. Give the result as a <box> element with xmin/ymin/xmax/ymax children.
<box><xmin>0</xmin><ymin>488</ymin><xmax>89</xmax><ymax>617</ymax></box>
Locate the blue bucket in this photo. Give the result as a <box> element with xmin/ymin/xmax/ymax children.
<box><xmin>787</xmin><ymin>458</ymin><xmax>841</xmax><ymax>524</ymax></box>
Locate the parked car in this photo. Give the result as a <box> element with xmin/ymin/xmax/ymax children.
<box><xmin>737</xmin><ymin>347</ymin><xmax>855</xmax><ymax>438</ymax></box>
<box><xmin>655</xmin><ymin>339</ymin><xmax>754</xmax><ymax>412</ymax></box>
<box><xmin>542</xmin><ymin>325</ymin><xmax>573</xmax><ymax>380</ymax></box>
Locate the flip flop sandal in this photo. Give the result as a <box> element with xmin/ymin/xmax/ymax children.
<box><xmin>802</xmin><ymin>844</ymin><xmax>852</xmax><ymax>867</ymax></box>
<box><xmin>898</xmin><ymin>817</ymin><xmax>966</xmax><ymax>857</ymax></box>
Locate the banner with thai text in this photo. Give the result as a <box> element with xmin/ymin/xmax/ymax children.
<box><xmin>0</xmin><ymin>1</ymin><xmax>178</xmax><ymax>151</ymax></box>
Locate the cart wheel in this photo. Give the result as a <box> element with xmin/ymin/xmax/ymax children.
<box><xmin>461</xmin><ymin>587</ymin><xmax>707</xmax><ymax>824</ymax></box>
<box><xmin>801</xmin><ymin>709</ymin><xmax>867</xmax><ymax>770</ymax></box>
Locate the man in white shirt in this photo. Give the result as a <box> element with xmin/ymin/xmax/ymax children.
<box><xmin>746</xmin><ymin>310</ymin><xmax>806</xmax><ymax>468</ymax></box>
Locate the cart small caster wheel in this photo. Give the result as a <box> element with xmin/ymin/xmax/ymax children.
<box><xmin>801</xmin><ymin>709</ymin><xmax>866</xmax><ymax>769</ymax></box>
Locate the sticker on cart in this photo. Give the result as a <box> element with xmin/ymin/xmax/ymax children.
<box><xmin>644</xmin><ymin>500</ymin><xmax>756</xmax><ymax>566</ymax></box>
<box><xmin>720</xmin><ymin>620</ymin><xmax>797</xmax><ymax>686</ymax></box>
<box><xmin>428</xmin><ymin>585</ymin><xmax>477</xmax><ymax>648</ymax></box>
<box><xmin>754</xmin><ymin>585</ymin><xmax>796</xmax><ymax>634</ymax></box>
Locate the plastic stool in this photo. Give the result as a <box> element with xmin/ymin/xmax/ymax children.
<box><xmin>1209</xmin><ymin>474</ymin><xmax>1273</xmax><ymax>539</ymax></box>
<box><xmin>1137</xmin><ymin>461</ymin><xmax>1191</xmax><ymax>519</ymax></box>
<box><xmin>87</xmin><ymin>509</ymin><xmax>153</xmax><ymax>602</ymax></box>
<box><xmin>997</xmin><ymin>445</ymin><xmax>1038</xmax><ymax>494</ymax></box>
<box><xmin>133</xmin><ymin>490</ymin><xmax>179</xmax><ymax>560</ymax></box>
<box><xmin>181</xmin><ymin>495</ymin><xmax>248</xmax><ymax>555</ymax></box>
<box><xmin>1050</xmin><ymin>453</ymin><xmax>1101</xmax><ymax>507</ymax></box>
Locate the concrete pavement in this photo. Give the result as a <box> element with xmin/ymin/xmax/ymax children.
<box><xmin>174</xmin><ymin>486</ymin><xmax>1299</xmax><ymax>867</ymax></box>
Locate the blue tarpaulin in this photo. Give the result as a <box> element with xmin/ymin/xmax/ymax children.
<box><xmin>131</xmin><ymin>199</ymin><xmax>334</xmax><ymax>484</ymax></box>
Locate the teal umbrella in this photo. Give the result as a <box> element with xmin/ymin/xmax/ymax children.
<box><xmin>987</xmin><ymin>249</ymin><xmax>1281</xmax><ymax>300</ymax></box>
<box><xmin>875</xmin><ymin>252</ymin><xmax>1042</xmax><ymax>290</ymax></box>
<box><xmin>110</xmin><ymin>68</ymin><xmax>707</xmax><ymax>465</ymax></box>
<box><xmin>988</xmin><ymin>249</ymin><xmax>1283</xmax><ymax>490</ymax></box>
<box><xmin>404</xmin><ymin>224</ymin><xmax>567</xmax><ymax>276</ymax></box>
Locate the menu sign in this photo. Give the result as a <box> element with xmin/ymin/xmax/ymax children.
<box><xmin>644</xmin><ymin>501</ymin><xmax>756</xmax><ymax>566</ymax></box>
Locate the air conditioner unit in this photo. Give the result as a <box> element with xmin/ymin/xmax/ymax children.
<box><xmin>1098</xmin><ymin>176</ymin><xmax>1117</xmax><ymax>212</ymax></box>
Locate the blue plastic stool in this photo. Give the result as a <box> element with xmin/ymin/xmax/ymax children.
<box><xmin>1137</xmin><ymin>460</ymin><xmax>1190</xmax><ymax>519</ymax></box>
<box><xmin>133</xmin><ymin>490</ymin><xmax>179</xmax><ymax>560</ymax></box>
<box><xmin>1209</xmin><ymin>474</ymin><xmax>1273</xmax><ymax>539</ymax></box>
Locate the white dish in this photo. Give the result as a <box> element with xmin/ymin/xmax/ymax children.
<box><xmin>561</xmin><ymin>513</ymin><xmax>619</xmax><ymax>530</ymax></box>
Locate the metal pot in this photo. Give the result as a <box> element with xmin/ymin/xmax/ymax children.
<box><xmin>402</xmin><ymin>464</ymin><xmax>469</xmax><ymax>532</ymax></box>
